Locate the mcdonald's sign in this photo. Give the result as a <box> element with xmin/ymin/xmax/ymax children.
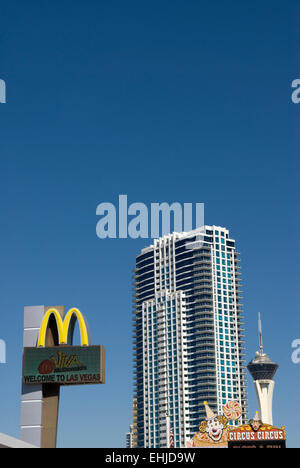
<box><xmin>22</xmin><ymin>307</ymin><xmax>105</xmax><ymax>386</ymax></box>
<box><xmin>37</xmin><ymin>307</ymin><xmax>90</xmax><ymax>348</ymax></box>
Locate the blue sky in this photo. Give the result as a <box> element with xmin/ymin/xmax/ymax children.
<box><xmin>0</xmin><ymin>1</ymin><xmax>299</xmax><ymax>447</ymax></box>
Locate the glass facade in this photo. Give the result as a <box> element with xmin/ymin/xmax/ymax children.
<box><xmin>133</xmin><ymin>226</ymin><xmax>247</xmax><ymax>447</ymax></box>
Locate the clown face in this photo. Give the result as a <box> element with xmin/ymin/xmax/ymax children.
<box><xmin>250</xmin><ymin>420</ymin><xmax>262</xmax><ymax>432</ymax></box>
<box><xmin>206</xmin><ymin>417</ymin><xmax>224</xmax><ymax>442</ymax></box>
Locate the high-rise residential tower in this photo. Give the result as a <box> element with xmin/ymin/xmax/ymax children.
<box><xmin>133</xmin><ymin>226</ymin><xmax>247</xmax><ymax>448</ymax></box>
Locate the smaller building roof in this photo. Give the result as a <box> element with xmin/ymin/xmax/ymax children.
<box><xmin>0</xmin><ymin>433</ymin><xmax>38</xmax><ymax>449</ymax></box>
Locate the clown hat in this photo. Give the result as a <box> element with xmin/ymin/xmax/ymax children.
<box><xmin>253</xmin><ymin>411</ymin><xmax>260</xmax><ymax>422</ymax></box>
<box><xmin>203</xmin><ymin>401</ymin><xmax>216</xmax><ymax>420</ymax></box>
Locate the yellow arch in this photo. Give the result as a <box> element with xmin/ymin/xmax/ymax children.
<box><xmin>61</xmin><ymin>308</ymin><xmax>89</xmax><ymax>347</ymax></box>
<box><xmin>37</xmin><ymin>308</ymin><xmax>65</xmax><ymax>348</ymax></box>
<box><xmin>37</xmin><ymin>307</ymin><xmax>90</xmax><ymax>348</ymax></box>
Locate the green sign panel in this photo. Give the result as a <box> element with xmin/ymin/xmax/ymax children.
<box><xmin>23</xmin><ymin>346</ymin><xmax>105</xmax><ymax>386</ymax></box>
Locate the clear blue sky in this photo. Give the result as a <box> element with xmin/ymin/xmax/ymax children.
<box><xmin>0</xmin><ymin>0</ymin><xmax>299</xmax><ymax>447</ymax></box>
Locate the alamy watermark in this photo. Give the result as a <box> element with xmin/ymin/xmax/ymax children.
<box><xmin>0</xmin><ymin>79</ymin><xmax>6</xmax><ymax>104</ymax></box>
<box><xmin>0</xmin><ymin>339</ymin><xmax>6</xmax><ymax>364</ymax></box>
<box><xmin>291</xmin><ymin>79</ymin><xmax>300</xmax><ymax>104</ymax></box>
<box><xmin>291</xmin><ymin>339</ymin><xmax>300</xmax><ymax>364</ymax></box>
<box><xmin>96</xmin><ymin>195</ymin><xmax>204</xmax><ymax>239</ymax></box>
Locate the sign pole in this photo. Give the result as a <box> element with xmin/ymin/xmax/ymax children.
<box><xmin>41</xmin><ymin>383</ymin><xmax>60</xmax><ymax>448</ymax></box>
<box><xmin>40</xmin><ymin>306</ymin><xmax>65</xmax><ymax>448</ymax></box>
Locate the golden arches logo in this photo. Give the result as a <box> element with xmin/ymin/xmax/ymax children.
<box><xmin>37</xmin><ymin>308</ymin><xmax>90</xmax><ymax>348</ymax></box>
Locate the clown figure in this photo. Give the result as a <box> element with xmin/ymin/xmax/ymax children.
<box><xmin>199</xmin><ymin>402</ymin><xmax>229</xmax><ymax>443</ymax></box>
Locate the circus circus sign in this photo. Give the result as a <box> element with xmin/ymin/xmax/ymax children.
<box><xmin>227</xmin><ymin>414</ymin><xmax>286</xmax><ymax>448</ymax></box>
<box><xmin>186</xmin><ymin>403</ymin><xmax>287</xmax><ymax>449</ymax></box>
<box><xmin>228</xmin><ymin>426</ymin><xmax>286</xmax><ymax>442</ymax></box>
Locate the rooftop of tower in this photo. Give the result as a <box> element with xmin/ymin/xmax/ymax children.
<box><xmin>138</xmin><ymin>225</ymin><xmax>233</xmax><ymax>255</ymax></box>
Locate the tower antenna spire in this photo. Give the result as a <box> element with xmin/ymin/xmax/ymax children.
<box><xmin>248</xmin><ymin>313</ymin><xmax>278</xmax><ymax>426</ymax></box>
<box><xmin>258</xmin><ymin>312</ymin><xmax>263</xmax><ymax>355</ymax></box>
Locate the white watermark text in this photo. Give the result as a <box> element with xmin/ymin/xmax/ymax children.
<box><xmin>96</xmin><ymin>195</ymin><xmax>204</xmax><ymax>239</ymax></box>
<box><xmin>0</xmin><ymin>79</ymin><xmax>6</xmax><ymax>104</ymax></box>
<box><xmin>0</xmin><ymin>339</ymin><xmax>6</xmax><ymax>364</ymax></box>
<box><xmin>291</xmin><ymin>79</ymin><xmax>300</xmax><ymax>104</ymax></box>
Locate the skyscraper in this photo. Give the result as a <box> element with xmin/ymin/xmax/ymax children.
<box><xmin>126</xmin><ymin>398</ymin><xmax>138</xmax><ymax>448</ymax></box>
<box><xmin>133</xmin><ymin>226</ymin><xmax>247</xmax><ymax>448</ymax></box>
<box><xmin>126</xmin><ymin>425</ymin><xmax>133</xmax><ymax>448</ymax></box>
